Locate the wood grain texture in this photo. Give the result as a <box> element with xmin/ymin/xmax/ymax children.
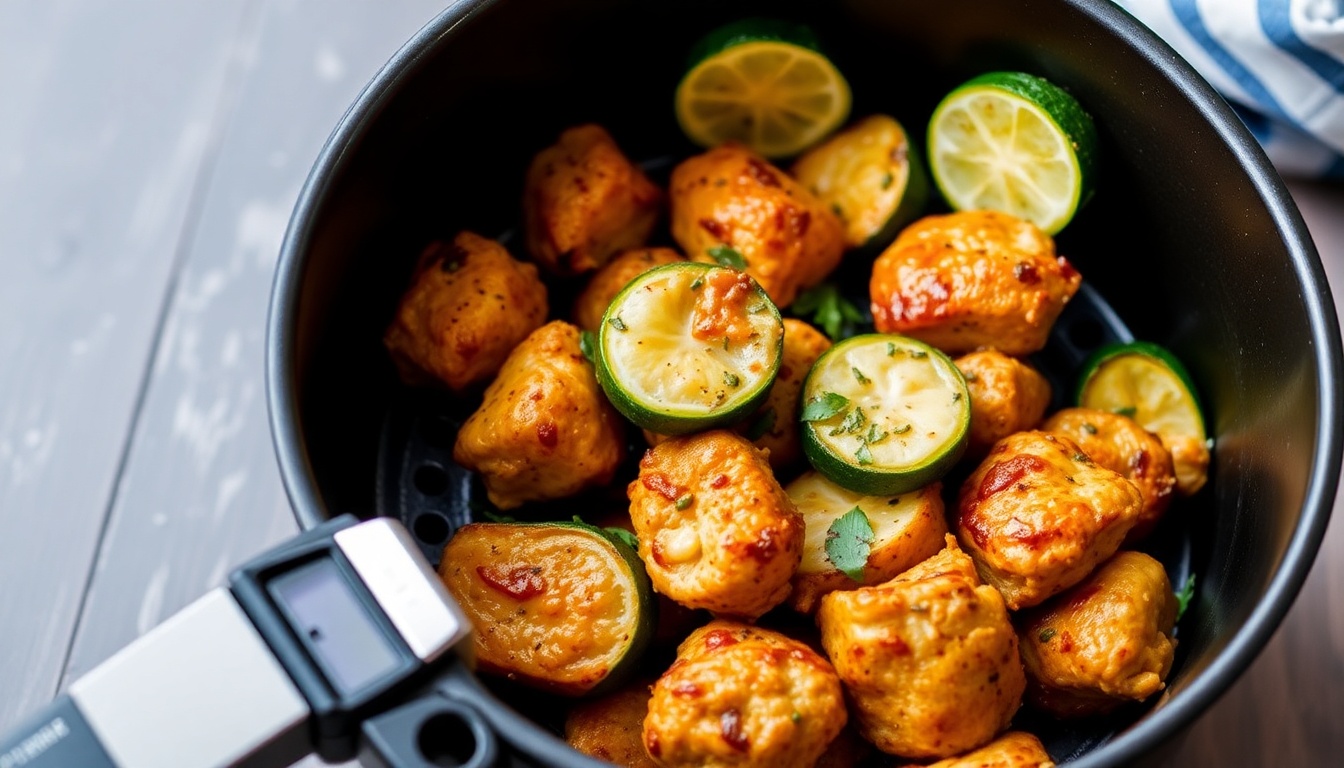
<box><xmin>1165</xmin><ymin>180</ymin><xmax>1344</xmax><ymax>767</ymax></box>
<box><xmin>0</xmin><ymin>0</ymin><xmax>252</xmax><ymax>730</ymax></box>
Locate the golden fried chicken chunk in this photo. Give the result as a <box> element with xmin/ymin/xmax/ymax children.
<box><xmin>524</xmin><ymin>124</ymin><xmax>663</xmax><ymax>275</ymax></box>
<box><xmin>566</xmin><ymin>682</ymin><xmax>658</xmax><ymax>768</ymax></box>
<box><xmin>1043</xmin><ymin>408</ymin><xmax>1177</xmax><ymax>542</ymax></box>
<box><xmin>904</xmin><ymin>731</ymin><xmax>1056</xmax><ymax>768</ymax></box>
<box><xmin>670</xmin><ymin>144</ymin><xmax>845</xmax><ymax>308</ymax></box>
<box><xmin>955</xmin><ymin>350</ymin><xmax>1052</xmax><ymax>457</ymax></box>
<box><xmin>956</xmin><ymin>431</ymin><xmax>1143</xmax><ymax>610</ymax></box>
<box><xmin>817</xmin><ymin>538</ymin><xmax>1025</xmax><ymax>759</ymax></box>
<box><xmin>1017</xmin><ymin>551</ymin><xmax>1178</xmax><ymax>718</ymax></box>
<box><xmin>644</xmin><ymin>621</ymin><xmax>847</xmax><ymax>768</ymax></box>
<box><xmin>1167</xmin><ymin>434</ymin><xmax>1211</xmax><ymax>497</ymax></box>
<box><xmin>627</xmin><ymin>431</ymin><xmax>803</xmax><ymax>618</ymax></box>
<box><xmin>573</xmin><ymin>247</ymin><xmax>685</xmax><ymax>332</ymax></box>
<box><xmin>870</xmin><ymin>211</ymin><xmax>1081</xmax><ymax>355</ymax></box>
<box><xmin>453</xmin><ymin>321</ymin><xmax>625</xmax><ymax>509</ymax></box>
<box><xmin>384</xmin><ymin>232</ymin><xmax>548</xmax><ymax>391</ymax></box>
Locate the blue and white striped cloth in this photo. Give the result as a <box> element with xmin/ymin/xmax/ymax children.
<box><xmin>1116</xmin><ymin>0</ymin><xmax>1344</xmax><ymax>178</ymax></box>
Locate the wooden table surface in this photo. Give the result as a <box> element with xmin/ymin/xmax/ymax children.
<box><xmin>1</xmin><ymin>2</ymin><xmax>1341</xmax><ymax>765</ymax></box>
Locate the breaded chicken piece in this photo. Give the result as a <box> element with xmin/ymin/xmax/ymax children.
<box><xmin>453</xmin><ymin>321</ymin><xmax>625</xmax><ymax>509</ymax></box>
<box><xmin>1016</xmin><ymin>551</ymin><xmax>1178</xmax><ymax>718</ymax></box>
<box><xmin>627</xmin><ymin>431</ymin><xmax>803</xmax><ymax>618</ymax></box>
<box><xmin>573</xmin><ymin>247</ymin><xmax>685</xmax><ymax>332</ymax></box>
<box><xmin>524</xmin><ymin>124</ymin><xmax>663</xmax><ymax>275</ymax></box>
<box><xmin>384</xmin><ymin>232</ymin><xmax>547</xmax><ymax>391</ymax></box>
<box><xmin>644</xmin><ymin>621</ymin><xmax>847</xmax><ymax>768</ymax></box>
<box><xmin>955</xmin><ymin>350</ymin><xmax>1052</xmax><ymax>457</ymax></box>
<box><xmin>956</xmin><ymin>432</ymin><xmax>1143</xmax><ymax>610</ymax></box>
<box><xmin>566</xmin><ymin>682</ymin><xmax>658</xmax><ymax>768</ymax></box>
<box><xmin>903</xmin><ymin>731</ymin><xmax>1055</xmax><ymax>768</ymax></box>
<box><xmin>817</xmin><ymin>537</ymin><xmax>1025</xmax><ymax>759</ymax></box>
<box><xmin>870</xmin><ymin>211</ymin><xmax>1081</xmax><ymax>355</ymax></box>
<box><xmin>670</xmin><ymin>144</ymin><xmax>845</xmax><ymax>308</ymax></box>
<box><xmin>1167</xmin><ymin>435</ymin><xmax>1211</xmax><ymax>497</ymax></box>
<box><xmin>1043</xmin><ymin>408</ymin><xmax>1177</xmax><ymax>542</ymax></box>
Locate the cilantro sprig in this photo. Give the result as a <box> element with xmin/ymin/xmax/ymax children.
<box><xmin>826</xmin><ymin>507</ymin><xmax>874</xmax><ymax>581</ymax></box>
<box><xmin>1175</xmin><ymin>574</ymin><xmax>1197</xmax><ymax>621</ymax></box>
<box><xmin>792</xmin><ymin>283</ymin><xmax>867</xmax><ymax>340</ymax></box>
<box><xmin>707</xmin><ymin>245</ymin><xmax>748</xmax><ymax>269</ymax></box>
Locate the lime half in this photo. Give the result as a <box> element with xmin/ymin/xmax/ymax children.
<box><xmin>676</xmin><ymin>18</ymin><xmax>851</xmax><ymax>158</ymax></box>
<box><xmin>928</xmin><ymin>71</ymin><xmax>1097</xmax><ymax>234</ymax></box>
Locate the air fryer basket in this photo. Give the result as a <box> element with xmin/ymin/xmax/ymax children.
<box><xmin>267</xmin><ymin>1</ymin><xmax>1341</xmax><ymax>765</ymax></box>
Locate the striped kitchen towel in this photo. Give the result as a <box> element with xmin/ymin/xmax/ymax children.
<box><xmin>1116</xmin><ymin>0</ymin><xmax>1344</xmax><ymax>178</ymax></box>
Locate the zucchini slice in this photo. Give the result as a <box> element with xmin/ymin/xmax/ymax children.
<box><xmin>596</xmin><ymin>263</ymin><xmax>784</xmax><ymax>434</ymax></box>
<box><xmin>438</xmin><ymin>521</ymin><xmax>655</xmax><ymax>697</ymax></box>
<box><xmin>800</xmin><ymin>334</ymin><xmax>970</xmax><ymax>495</ymax></box>
<box><xmin>792</xmin><ymin>114</ymin><xmax>929</xmax><ymax>249</ymax></box>
<box><xmin>786</xmin><ymin>470</ymin><xmax>948</xmax><ymax>613</ymax></box>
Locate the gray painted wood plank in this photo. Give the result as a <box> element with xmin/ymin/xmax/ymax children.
<box><xmin>58</xmin><ymin>0</ymin><xmax>449</xmax><ymax>692</ymax></box>
<box><xmin>0</xmin><ymin>0</ymin><xmax>252</xmax><ymax>730</ymax></box>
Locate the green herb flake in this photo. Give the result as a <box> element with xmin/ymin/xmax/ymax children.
<box><xmin>579</xmin><ymin>330</ymin><xmax>597</xmax><ymax>363</ymax></box>
<box><xmin>825</xmin><ymin>507</ymin><xmax>875</xmax><ymax>581</ymax></box>
<box><xmin>840</xmin><ymin>406</ymin><xmax>867</xmax><ymax>434</ymax></box>
<box><xmin>886</xmin><ymin>341</ymin><xmax>897</xmax><ymax>357</ymax></box>
<box><xmin>722</xmin><ymin>336</ymin><xmax>731</xmax><ymax>351</ymax></box>
<box><xmin>707</xmin><ymin>245</ymin><xmax>748</xmax><ymax>270</ymax></box>
<box><xmin>748</xmin><ymin>302</ymin><xmax>769</xmax><ymax>313</ymax></box>
<box><xmin>674</xmin><ymin>493</ymin><xmax>695</xmax><ymax>511</ymax></box>
<box><xmin>855</xmin><ymin>442</ymin><xmax>874</xmax><ymax>465</ymax></box>
<box><xmin>478</xmin><ymin>508</ymin><xmax>516</xmax><ymax>523</ymax></box>
<box><xmin>603</xmin><ymin>527</ymin><xmax>640</xmax><ymax>551</ymax></box>
<box><xmin>1113</xmin><ymin>405</ymin><xmax>1138</xmax><ymax>418</ymax></box>
<box><xmin>830</xmin><ymin>202</ymin><xmax>844</xmax><ymax>218</ymax></box>
<box><xmin>866</xmin><ymin>423</ymin><xmax>889</xmax><ymax>445</ymax></box>
<box><xmin>745</xmin><ymin>407</ymin><xmax>777</xmax><ymax>441</ymax></box>
<box><xmin>690</xmin><ymin>276</ymin><xmax>705</xmax><ymax>291</ymax></box>
<box><xmin>608</xmin><ymin>315</ymin><xmax>628</xmax><ymax>332</ymax></box>
<box><xmin>910</xmin><ymin>349</ymin><xmax>928</xmax><ymax>359</ymax></box>
<box><xmin>1083</xmin><ymin>422</ymin><xmax>1099</xmax><ymax>435</ymax></box>
<box><xmin>893</xmin><ymin>423</ymin><xmax>912</xmax><ymax>435</ymax></box>
<box><xmin>724</xmin><ymin>371</ymin><xmax>740</xmax><ymax>387</ymax></box>
<box><xmin>951</xmin><ymin>391</ymin><xmax>962</xmax><ymax>402</ymax></box>
<box><xmin>1039</xmin><ymin>628</ymin><xmax>1057</xmax><ymax>643</ymax></box>
<box><xmin>791</xmin><ymin>283</ymin><xmax>866</xmax><ymax>340</ymax></box>
<box><xmin>1175</xmin><ymin>574</ymin><xmax>1197</xmax><ymax>621</ymax></box>
<box><xmin>852</xmin><ymin>367</ymin><xmax>871</xmax><ymax>385</ymax></box>
<box><xmin>802</xmin><ymin>392</ymin><xmax>851</xmax><ymax>422</ymax></box>
<box><xmin>790</xmin><ymin>711</ymin><xmax>802</xmax><ymax>724</ymax></box>
<box><xmin>1073</xmin><ymin>452</ymin><xmax>1090</xmax><ymax>463</ymax></box>
<box><xmin>880</xmin><ymin>171</ymin><xmax>895</xmax><ymax>190</ymax></box>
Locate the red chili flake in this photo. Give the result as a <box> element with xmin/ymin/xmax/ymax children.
<box><xmin>744</xmin><ymin>157</ymin><xmax>781</xmax><ymax>188</ymax></box>
<box><xmin>536</xmin><ymin>422</ymin><xmax>558</xmax><ymax>448</ymax></box>
<box><xmin>711</xmin><ymin>473</ymin><xmax>730</xmax><ymax>489</ymax></box>
<box><xmin>673</xmin><ymin>681</ymin><xmax>701</xmax><ymax>697</ymax></box>
<box><xmin>1013</xmin><ymin>261</ymin><xmax>1041</xmax><ymax>284</ymax></box>
<box><xmin>704</xmin><ymin>629</ymin><xmax>739</xmax><ymax>651</ymax></box>
<box><xmin>720</xmin><ymin>709</ymin><xmax>750</xmax><ymax>751</ymax></box>
<box><xmin>699</xmin><ymin>218</ymin><xmax>728</xmax><ymax>240</ymax></box>
<box><xmin>1131</xmin><ymin>449</ymin><xmax>1151</xmax><ymax>478</ymax></box>
<box><xmin>1058</xmin><ymin>256</ymin><xmax>1080</xmax><ymax>281</ymax></box>
<box><xmin>747</xmin><ymin>528</ymin><xmax>778</xmax><ymax>562</ymax></box>
<box><xmin>641</xmin><ymin>472</ymin><xmax>681</xmax><ymax>501</ymax></box>
<box><xmin>476</xmin><ymin>565</ymin><xmax>547</xmax><ymax>600</ymax></box>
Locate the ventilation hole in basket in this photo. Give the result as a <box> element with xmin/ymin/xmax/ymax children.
<box><xmin>417</xmin><ymin>711</ymin><xmax>480</xmax><ymax>767</ymax></box>
<box><xmin>1066</xmin><ymin>316</ymin><xmax>1105</xmax><ymax>354</ymax></box>
<box><xmin>413</xmin><ymin>514</ymin><xmax>451</xmax><ymax>545</ymax></box>
<box><xmin>414</xmin><ymin>464</ymin><xmax>450</xmax><ymax>496</ymax></box>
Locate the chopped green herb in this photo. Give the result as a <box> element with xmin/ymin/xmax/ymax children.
<box><xmin>951</xmin><ymin>391</ymin><xmax>962</xmax><ymax>402</ymax></box>
<box><xmin>1073</xmin><ymin>452</ymin><xmax>1090</xmax><ymax>463</ymax></box>
<box><xmin>1113</xmin><ymin>405</ymin><xmax>1138</xmax><ymax>418</ymax></box>
<box><xmin>674</xmin><ymin>493</ymin><xmax>694</xmax><ymax>511</ymax></box>
<box><xmin>910</xmin><ymin>349</ymin><xmax>928</xmax><ymax>359</ymax></box>
<box><xmin>724</xmin><ymin>371</ymin><xmax>740</xmax><ymax>387</ymax></box>
<box><xmin>893</xmin><ymin>423</ymin><xmax>912</xmax><ymax>435</ymax></box>
<box><xmin>1083</xmin><ymin>422</ymin><xmax>1099</xmax><ymax>435</ymax></box>
<box><xmin>866</xmin><ymin>423</ymin><xmax>889</xmax><ymax>445</ymax></box>
<box><xmin>690</xmin><ymin>276</ymin><xmax>705</xmax><ymax>291</ymax></box>
<box><xmin>855</xmin><ymin>442</ymin><xmax>874</xmax><ymax>465</ymax></box>
<box><xmin>608</xmin><ymin>315</ymin><xmax>628</xmax><ymax>332</ymax></box>
<box><xmin>1038</xmin><ymin>628</ymin><xmax>1057</xmax><ymax>643</ymax></box>
<box><xmin>840</xmin><ymin>406</ymin><xmax>867</xmax><ymax>434</ymax></box>
<box><xmin>830</xmin><ymin>202</ymin><xmax>844</xmax><ymax>218</ymax></box>
<box><xmin>791</xmin><ymin>711</ymin><xmax>802</xmax><ymax>724</ymax></box>
<box><xmin>825</xmin><ymin>507</ymin><xmax>874</xmax><ymax>581</ymax></box>
<box><xmin>748</xmin><ymin>302</ymin><xmax>769</xmax><ymax>313</ymax></box>
<box><xmin>802</xmin><ymin>392</ymin><xmax>851</xmax><ymax>422</ymax></box>
<box><xmin>852</xmin><ymin>367</ymin><xmax>871</xmax><ymax>385</ymax></box>
<box><xmin>478</xmin><ymin>507</ymin><xmax>516</xmax><ymax>523</ymax></box>
<box><xmin>886</xmin><ymin>341</ymin><xmax>897</xmax><ymax>357</ymax></box>
<box><xmin>792</xmin><ymin>283</ymin><xmax>866</xmax><ymax>340</ymax></box>
<box><xmin>707</xmin><ymin>245</ymin><xmax>748</xmax><ymax>269</ymax></box>
<box><xmin>579</xmin><ymin>330</ymin><xmax>597</xmax><ymax>363</ymax></box>
<box><xmin>723</xmin><ymin>336</ymin><xmax>730</xmax><ymax>351</ymax></box>
<box><xmin>603</xmin><ymin>527</ymin><xmax>640</xmax><ymax>551</ymax></box>
<box><xmin>1175</xmin><ymin>574</ymin><xmax>1197</xmax><ymax>621</ymax></box>
<box><xmin>744</xmin><ymin>407</ymin><xmax>777</xmax><ymax>441</ymax></box>
<box><xmin>880</xmin><ymin>171</ymin><xmax>895</xmax><ymax>190</ymax></box>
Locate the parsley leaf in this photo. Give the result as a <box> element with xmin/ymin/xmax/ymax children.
<box><xmin>792</xmin><ymin>283</ymin><xmax>866</xmax><ymax>339</ymax></box>
<box><xmin>744</xmin><ymin>407</ymin><xmax>777</xmax><ymax>441</ymax></box>
<box><xmin>839</xmin><ymin>405</ymin><xmax>866</xmax><ymax>434</ymax></box>
<box><xmin>603</xmin><ymin>527</ymin><xmax>640</xmax><ymax>551</ymax></box>
<box><xmin>801</xmin><ymin>392</ymin><xmax>850</xmax><ymax>422</ymax></box>
<box><xmin>579</xmin><ymin>330</ymin><xmax>597</xmax><ymax>363</ymax></box>
<box><xmin>1038</xmin><ymin>627</ymin><xmax>1057</xmax><ymax>643</ymax></box>
<box><xmin>707</xmin><ymin>245</ymin><xmax>748</xmax><ymax>269</ymax></box>
<box><xmin>1113</xmin><ymin>405</ymin><xmax>1138</xmax><ymax>418</ymax></box>
<box><xmin>1175</xmin><ymin>574</ymin><xmax>1197</xmax><ymax>621</ymax></box>
<box><xmin>855</xmin><ymin>442</ymin><xmax>873</xmax><ymax>465</ymax></box>
<box><xmin>826</xmin><ymin>507</ymin><xmax>874</xmax><ymax>581</ymax></box>
<box><xmin>852</xmin><ymin>367</ymin><xmax>870</xmax><ymax>385</ymax></box>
